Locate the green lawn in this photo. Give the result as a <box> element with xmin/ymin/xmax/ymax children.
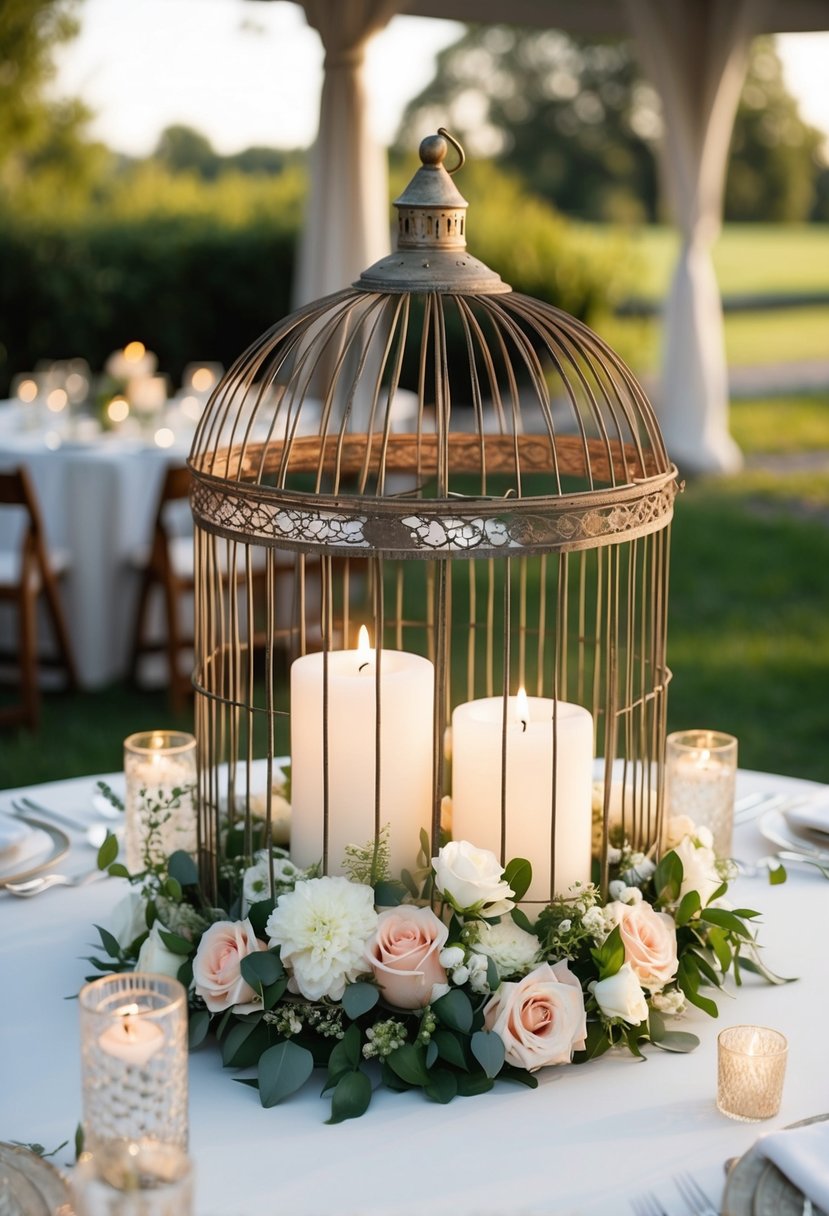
<box><xmin>593</xmin><ymin>223</ymin><xmax>829</xmax><ymax>301</ymax></box>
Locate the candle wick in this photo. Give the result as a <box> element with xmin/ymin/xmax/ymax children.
<box><xmin>520</xmin><ymin>719</ymin><xmax>527</xmax><ymax>733</ymax></box>
<box><xmin>358</xmin><ymin>661</ymin><xmax>370</xmax><ymax>673</ymax></box>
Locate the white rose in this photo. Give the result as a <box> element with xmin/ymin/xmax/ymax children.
<box><xmin>432</xmin><ymin>841</ymin><xmax>514</xmax><ymax>916</ymax></box>
<box><xmin>108</xmin><ymin>890</ymin><xmax>148</xmax><ymax>949</ymax></box>
<box><xmin>672</xmin><ymin>835</ymin><xmax>722</xmax><ymax>908</ymax></box>
<box><xmin>136</xmin><ymin>923</ymin><xmax>184</xmax><ymax>980</ymax></box>
<box><xmin>664</xmin><ymin>815</ymin><xmax>696</xmax><ymax>849</ymax></box>
<box><xmin>474</xmin><ymin>918</ymin><xmax>542</xmax><ymax>979</ymax></box>
<box><xmin>590</xmin><ymin>962</ymin><xmax>649</xmax><ymax>1024</ymax></box>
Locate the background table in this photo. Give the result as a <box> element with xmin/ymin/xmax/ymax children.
<box><xmin>2</xmin><ymin>767</ymin><xmax>828</xmax><ymax>1215</ymax></box>
<box><xmin>0</xmin><ymin>401</ymin><xmax>192</xmax><ymax>687</ymax></box>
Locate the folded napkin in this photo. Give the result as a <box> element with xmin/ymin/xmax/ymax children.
<box><xmin>787</xmin><ymin>794</ymin><xmax>829</xmax><ymax>837</ymax></box>
<box><xmin>759</xmin><ymin>1120</ymin><xmax>829</xmax><ymax>1212</ymax></box>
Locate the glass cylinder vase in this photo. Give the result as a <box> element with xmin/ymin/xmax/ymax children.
<box><xmin>71</xmin><ymin>1143</ymin><xmax>193</xmax><ymax>1216</ymax></box>
<box><xmin>79</xmin><ymin>973</ymin><xmax>189</xmax><ymax>1154</ymax></box>
<box><xmin>665</xmin><ymin>729</ymin><xmax>737</xmax><ymax>856</ymax></box>
<box><xmin>124</xmin><ymin>731</ymin><xmax>197</xmax><ymax>874</ymax></box>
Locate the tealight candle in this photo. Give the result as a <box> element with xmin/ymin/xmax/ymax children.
<box><xmin>106</xmin><ymin>341</ymin><xmax>158</xmax><ymax>381</ymax></box>
<box><xmin>717</xmin><ymin>1025</ymin><xmax>788</xmax><ymax>1121</ymax></box>
<box><xmin>665</xmin><ymin>729</ymin><xmax>737</xmax><ymax>855</ymax></box>
<box><xmin>290</xmin><ymin>627</ymin><xmax>434</xmax><ymax>875</ymax></box>
<box><xmin>451</xmin><ymin>689</ymin><xmax>594</xmax><ymax>903</ymax></box>
<box><xmin>71</xmin><ymin>1142</ymin><xmax>193</xmax><ymax>1216</ymax></box>
<box><xmin>98</xmin><ymin>1004</ymin><xmax>164</xmax><ymax>1066</ymax></box>
<box><xmin>124</xmin><ymin>731</ymin><xmax>197</xmax><ymax>874</ymax></box>
<box><xmin>79</xmin><ymin>974</ymin><xmax>189</xmax><ymax>1154</ymax></box>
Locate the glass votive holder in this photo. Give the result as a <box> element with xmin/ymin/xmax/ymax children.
<box><xmin>665</xmin><ymin>729</ymin><xmax>738</xmax><ymax>856</ymax></box>
<box><xmin>79</xmin><ymin>973</ymin><xmax>189</xmax><ymax>1154</ymax></box>
<box><xmin>124</xmin><ymin>731</ymin><xmax>197</xmax><ymax>874</ymax></box>
<box><xmin>71</xmin><ymin>1142</ymin><xmax>193</xmax><ymax>1216</ymax></box>
<box><xmin>717</xmin><ymin>1025</ymin><xmax>788</xmax><ymax>1122</ymax></box>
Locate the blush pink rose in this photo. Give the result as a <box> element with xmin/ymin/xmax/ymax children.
<box><xmin>365</xmin><ymin>905</ymin><xmax>448</xmax><ymax>1010</ymax></box>
<box><xmin>193</xmin><ymin>918</ymin><xmax>267</xmax><ymax>1013</ymax></box>
<box><xmin>608</xmin><ymin>900</ymin><xmax>678</xmax><ymax>993</ymax></box>
<box><xmin>483</xmin><ymin>961</ymin><xmax>587</xmax><ymax>1071</ymax></box>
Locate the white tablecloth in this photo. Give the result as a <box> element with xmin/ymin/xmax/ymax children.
<box><xmin>1</xmin><ymin>768</ymin><xmax>827</xmax><ymax>1215</ymax></box>
<box><xmin>0</xmin><ymin>402</ymin><xmax>191</xmax><ymax>687</ymax></box>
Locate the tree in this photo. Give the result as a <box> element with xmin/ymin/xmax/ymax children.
<box><xmin>154</xmin><ymin>125</ymin><xmax>222</xmax><ymax>180</ymax></box>
<box><xmin>397</xmin><ymin>26</ymin><xmax>824</xmax><ymax>224</ymax></box>
<box><xmin>725</xmin><ymin>38</ymin><xmax>825</xmax><ymax>222</ymax></box>
<box><xmin>0</xmin><ymin>0</ymin><xmax>108</xmax><ymax>210</ymax></box>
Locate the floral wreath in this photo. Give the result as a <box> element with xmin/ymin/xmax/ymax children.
<box><xmin>87</xmin><ymin>779</ymin><xmax>788</xmax><ymax>1123</ymax></box>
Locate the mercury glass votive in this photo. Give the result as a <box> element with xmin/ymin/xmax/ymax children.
<box><xmin>79</xmin><ymin>973</ymin><xmax>189</xmax><ymax>1154</ymax></box>
<box><xmin>70</xmin><ymin>1143</ymin><xmax>193</xmax><ymax>1216</ymax></box>
<box><xmin>124</xmin><ymin>730</ymin><xmax>197</xmax><ymax>874</ymax></box>
<box><xmin>717</xmin><ymin>1025</ymin><xmax>788</xmax><ymax>1122</ymax></box>
<box><xmin>665</xmin><ymin>729</ymin><xmax>738</xmax><ymax>855</ymax></box>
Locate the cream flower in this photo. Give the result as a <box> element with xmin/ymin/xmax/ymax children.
<box><xmin>672</xmin><ymin>835</ymin><xmax>723</xmax><ymax>908</ymax></box>
<box><xmin>432</xmin><ymin>841</ymin><xmax>514</xmax><ymax>916</ymax></box>
<box><xmin>605</xmin><ymin>900</ymin><xmax>678</xmax><ymax>993</ymax></box>
<box><xmin>192</xmin><ymin>918</ymin><xmax>266</xmax><ymax>1013</ymax></box>
<box><xmin>474</xmin><ymin>918</ymin><xmax>542</xmax><ymax>979</ymax></box>
<box><xmin>590</xmin><ymin>962</ymin><xmax>649</xmax><ymax>1024</ymax></box>
<box><xmin>483</xmin><ymin>961</ymin><xmax>587</xmax><ymax>1071</ymax></box>
<box><xmin>136</xmin><ymin>922</ymin><xmax>183</xmax><ymax>981</ymax></box>
<box><xmin>265</xmin><ymin>876</ymin><xmax>378</xmax><ymax>1001</ymax></box>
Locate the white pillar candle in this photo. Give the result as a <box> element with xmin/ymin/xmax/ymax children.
<box><xmin>129</xmin><ymin>374</ymin><xmax>167</xmax><ymax>416</ymax></box>
<box><xmin>451</xmin><ymin>690</ymin><xmax>594</xmax><ymax>904</ymax></box>
<box><xmin>290</xmin><ymin>628</ymin><xmax>434</xmax><ymax>876</ymax></box>
<box><xmin>98</xmin><ymin>1004</ymin><xmax>165</xmax><ymax>1066</ymax></box>
<box><xmin>124</xmin><ymin>731</ymin><xmax>197</xmax><ymax>874</ymax></box>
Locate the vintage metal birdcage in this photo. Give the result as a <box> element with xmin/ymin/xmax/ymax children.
<box><xmin>188</xmin><ymin>131</ymin><xmax>679</xmax><ymax>906</ymax></box>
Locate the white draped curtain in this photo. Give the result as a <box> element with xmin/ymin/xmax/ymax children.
<box><xmin>624</xmin><ymin>0</ymin><xmax>767</xmax><ymax>473</ymax></box>
<box><xmin>294</xmin><ymin>0</ymin><xmax>398</xmax><ymax>306</ymax></box>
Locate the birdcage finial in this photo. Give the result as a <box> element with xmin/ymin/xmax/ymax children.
<box><xmin>356</xmin><ymin>129</ymin><xmax>509</xmax><ymax>294</ymax></box>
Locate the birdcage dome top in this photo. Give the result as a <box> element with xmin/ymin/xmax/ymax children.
<box><xmin>189</xmin><ymin>133</ymin><xmax>677</xmax><ymax>561</ymax></box>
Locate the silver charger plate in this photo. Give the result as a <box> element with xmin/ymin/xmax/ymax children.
<box><xmin>722</xmin><ymin>1114</ymin><xmax>829</xmax><ymax>1216</ymax></box>
<box><xmin>0</xmin><ymin>1142</ymin><xmax>71</xmax><ymax>1214</ymax></box>
<box><xmin>0</xmin><ymin>817</ymin><xmax>70</xmax><ymax>888</ymax></box>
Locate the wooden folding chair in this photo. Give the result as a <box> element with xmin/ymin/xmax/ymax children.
<box><xmin>0</xmin><ymin>466</ymin><xmax>78</xmax><ymax>730</ymax></box>
<box><xmin>128</xmin><ymin>464</ymin><xmax>195</xmax><ymax>712</ymax></box>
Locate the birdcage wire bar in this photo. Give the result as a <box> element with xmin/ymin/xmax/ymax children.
<box><xmin>189</xmin><ymin>135</ymin><xmax>677</xmax><ymax>907</ymax></box>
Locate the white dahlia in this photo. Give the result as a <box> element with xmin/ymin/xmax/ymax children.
<box><xmin>265</xmin><ymin>876</ymin><xmax>378</xmax><ymax>1001</ymax></box>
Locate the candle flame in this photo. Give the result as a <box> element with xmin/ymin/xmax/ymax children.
<box><xmin>515</xmin><ymin>686</ymin><xmax>529</xmax><ymax>731</ymax></box>
<box><xmin>124</xmin><ymin>341</ymin><xmax>146</xmax><ymax>363</ymax></box>
<box><xmin>695</xmin><ymin>747</ymin><xmax>712</xmax><ymax>769</ymax></box>
<box><xmin>357</xmin><ymin>626</ymin><xmax>372</xmax><ymax>672</ymax></box>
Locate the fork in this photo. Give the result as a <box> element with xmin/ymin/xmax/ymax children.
<box><xmin>2</xmin><ymin>869</ymin><xmax>105</xmax><ymax>897</ymax></box>
<box><xmin>9</xmin><ymin>797</ymin><xmax>88</xmax><ymax>832</ymax></box>
<box><xmin>674</xmin><ymin>1172</ymin><xmax>719</xmax><ymax>1215</ymax></box>
<box><xmin>630</xmin><ymin>1193</ymin><xmax>669</xmax><ymax>1216</ymax></box>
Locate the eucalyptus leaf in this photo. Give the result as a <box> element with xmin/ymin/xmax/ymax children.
<box><xmin>650</xmin><ymin>1031</ymin><xmax>700</xmax><ymax>1054</ymax></box>
<box><xmin>163</xmin><ymin>876</ymin><xmax>182</xmax><ymax>902</ymax></box>
<box><xmin>503</xmin><ymin>857</ymin><xmax>532</xmax><ymax>903</ymax></box>
<box><xmin>222</xmin><ymin>1019</ymin><xmax>267</xmax><ymax>1069</ymax></box>
<box><xmin>188</xmin><ymin>1008</ymin><xmax>211</xmax><ymax>1050</ymax></box>
<box><xmin>342</xmin><ymin>982</ymin><xmax>379</xmax><ymax>1020</ymax></box>
<box><xmin>470</xmin><ymin>1030</ymin><xmax>505</xmax><ymax>1079</ymax></box>
<box><xmin>374</xmin><ymin>880</ymin><xmax>405</xmax><ymax>907</ymax></box>
<box><xmin>167</xmin><ymin>850</ymin><xmax>199</xmax><ymax>886</ymax></box>
<box><xmin>94</xmin><ymin>924</ymin><xmax>122</xmax><ymax>960</ymax></box>
<box><xmin>258</xmin><ymin>1041</ymin><xmax>314</xmax><ymax>1108</ymax></box>
<box><xmin>432</xmin><ymin>988</ymin><xmax>473</xmax><ymax>1034</ymax></box>
<box><xmin>96</xmin><ymin>833</ymin><xmax>119</xmax><ymax>870</ymax></box>
<box><xmin>386</xmin><ymin>1044</ymin><xmax>430</xmax><ymax>1088</ymax></box>
<box><xmin>262</xmin><ymin>977</ymin><xmax>288</xmax><ymax>1011</ymax></box>
<box><xmin>653</xmin><ymin>849</ymin><xmax>683</xmax><ymax>905</ymax></box>
<box><xmin>424</xmin><ymin>1068</ymin><xmax>458</xmax><ymax>1105</ymax></box>
<box><xmin>699</xmin><ymin>908</ymin><xmax>753</xmax><ymax>938</ymax></box>
<box><xmin>510</xmin><ymin>907</ymin><xmax>535</xmax><ymax>934</ymax></box>
<box><xmin>425</xmin><ymin>1039</ymin><xmax>439</xmax><ymax>1068</ymax></box>
<box><xmin>159</xmin><ymin>929</ymin><xmax>194</xmax><ymax>956</ymax></box>
<box><xmin>674</xmin><ymin>889</ymin><xmax>701</xmax><ymax>927</ymax></box>
<box><xmin>433</xmin><ymin>1029</ymin><xmax>469</xmax><ymax>1071</ymax></box>
<box><xmin>325</xmin><ymin>1024</ymin><xmax>362</xmax><ymax>1089</ymax></box>
<box><xmin>455</xmin><ymin>1072</ymin><xmax>494</xmax><ymax>1097</ymax></box>
<box><xmin>240</xmin><ymin>950</ymin><xmax>283</xmax><ymax>989</ymax></box>
<box><xmin>107</xmin><ymin>863</ymin><xmax>130</xmax><ymax>879</ymax></box>
<box><xmin>327</xmin><ymin>1069</ymin><xmax>372</xmax><ymax>1124</ymax></box>
<box><xmin>499</xmin><ymin>1064</ymin><xmax>539</xmax><ymax>1088</ymax></box>
<box><xmin>247</xmin><ymin>899</ymin><xmax>277</xmax><ymax>939</ymax></box>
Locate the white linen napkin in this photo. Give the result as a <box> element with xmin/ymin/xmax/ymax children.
<box><xmin>787</xmin><ymin>794</ymin><xmax>829</xmax><ymax>837</ymax></box>
<box><xmin>758</xmin><ymin>1120</ymin><xmax>829</xmax><ymax>1211</ymax></box>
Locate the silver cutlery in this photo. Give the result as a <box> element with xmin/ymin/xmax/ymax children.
<box><xmin>9</xmin><ymin>806</ymin><xmax>113</xmax><ymax>852</ymax></box>
<box><xmin>759</xmin><ymin>812</ymin><xmax>829</xmax><ymax>863</ymax></box>
<box><xmin>736</xmin><ymin>852</ymin><xmax>829</xmax><ymax>879</ymax></box>
<box><xmin>3</xmin><ymin>869</ymin><xmax>106</xmax><ymax>897</ymax></box>
<box><xmin>733</xmin><ymin>792</ymin><xmax>808</xmax><ymax>826</ymax></box>
<box><xmin>9</xmin><ymin>798</ymin><xmax>87</xmax><ymax>832</ymax></box>
<box><xmin>675</xmin><ymin>1172</ymin><xmax>720</xmax><ymax>1215</ymax></box>
<box><xmin>630</xmin><ymin>1193</ymin><xmax>669</xmax><ymax>1216</ymax></box>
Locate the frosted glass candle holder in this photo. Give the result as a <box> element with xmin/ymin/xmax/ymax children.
<box><xmin>79</xmin><ymin>974</ymin><xmax>189</xmax><ymax>1154</ymax></box>
<box><xmin>665</xmin><ymin>729</ymin><xmax>737</xmax><ymax>856</ymax></box>
<box><xmin>71</xmin><ymin>1143</ymin><xmax>193</xmax><ymax>1216</ymax></box>
<box><xmin>124</xmin><ymin>731</ymin><xmax>197</xmax><ymax>874</ymax></box>
<box><xmin>717</xmin><ymin>1025</ymin><xmax>788</xmax><ymax>1122</ymax></box>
